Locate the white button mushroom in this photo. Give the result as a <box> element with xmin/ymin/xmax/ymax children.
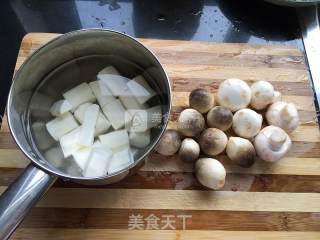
<box><xmin>177</xmin><ymin>109</ymin><xmax>205</xmax><ymax>137</ymax></box>
<box><xmin>217</xmin><ymin>78</ymin><xmax>251</xmax><ymax>112</ymax></box>
<box><xmin>266</xmin><ymin>101</ymin><xmax>299</xmax><ymax>133</ymax></box>
<box><xmin>226</xmin><ymin>137</ymin><xmax>256</xmax><ymax>168</ymax></box>
<box><xmin>250</xmin><ymin>81</ymin><xmax>275</xmax><ymax>110</ymax></box>
<box><xmin>189</xmin><ymin>88</ymin><xmax>214</xmax><ymax>114</ymax></box>
<box><xmin>195</xmin><ymin>158</ymin><xmax>226</xmax><ymax>190</ymax></box>
<box><xmin>232</xmin><ymin>108</ymin><xmax>262</xmax><ymax>139</ymax></box>
<box><xmin>254</xmin><ymin>126</ymin><xmax>292</xmax><ymax>162</ymax></box>
<box><xmin>199</xmin><ymin>128</ymin><xmax>228</xmax><ymax>156</ymax></box>
<box><xmin>156</xmin><ymin>129</ymin><xmax>181</xmax><ymax>156</ymax></box>
<box><xmin>206</xmin><ymin>106</ymin><xmax>233</xmax><ymax>131</ymax></box>
<box><xmin>178</xmin><ymin>138</ymin><xmax>200</xmax><ymax>162</ymax></box>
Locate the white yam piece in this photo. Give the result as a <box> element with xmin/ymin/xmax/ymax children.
<box><xmin>94</xmin><ymin>114</ymin><xmax>111</xmax><ymax>136</ymax></box>
<box><xmin>129</xmin><ymin>130</ymin><xmax>151</xmax><ymax>148</ymax></box>
<box><xmin>108</xmin><ymin>148</ymin><xmax>134</xmax><ymax>174</ymax></box>
<box><xmin>31</xmin><ymin>122</ymin><xmax>55</xmax><ymax>150</ymax></box>
<box><xmin>44</xmin><ymin>146</ymin><xmax>64</xmax><ymax>168</ymax></box>
<box><xmin>94</xmin><ymin>112</ymin><xmax>111</xmax><ymax>136</ymax></box>
<box><xmin>63</xmin><ymin>82</ymin><xmax>96</xmax><ymax>110</ymax></box>
<box><xmin>46</xmin><ymin>112</ymin><xmax>79</xmax><ymax>141</ymax></box>
<box><xmin>127</xmin><ymin>75</ymin><xmax>156</xmax><ymax>104</ymax></box>
<box><xmin>119</xmin><ymin>88</ymin><xmax>147</xmax><ymax>110</ymax></box>
<box><xmin>98</xmin><ymin>74</ymin><xmax>130</xmax><ymax>97</ymax></box>
<box><xmin>50</xmin><ymin>99</ymin><xmax>72</xmax><ymax>117</ymax></box>
<box><xmin>73</xmin><ymin>103</ymin><xmax>92</xmax><ymax>122</ymax></box>
<box><xmin>74</xmin><ymin>103</ymin><xmax>111</xmax><ymax>136</ymax></box>
<box><xmin>102</xmin><ymin>99</ymin><xmax>131</xmax><ymax>129</ymax></box>
<box><xmin>78</xmin><ymin>104</ymin><xmax>99</xmax><ymax>147</ymax></box>
<box><xmin>83</xmin><ymin>148</ymin><xmax>113</xmax><ymax>177</ymax></box>
<box><xmin>99</xmin><ymin>129</ymin><xmax>129</xmax><ymax>152</ymax></box>
<box><xmin>89</xmin><ymin>80</ymin><xmax>116</xmax><ymax>107</ymax></box>
<box><xmin>59</xmin><ymin>127</ymin><xmax>82</xmax><ymax>158</ymax></box>
<box><xmin>128</xmin><ymin>105</ymin><xmax>162</xmax><ymax>132</ymax></box>
<box><xmin>72</xmin><ymin>140</ymin><xmax>102</xmax><ymax>170</ymax></box>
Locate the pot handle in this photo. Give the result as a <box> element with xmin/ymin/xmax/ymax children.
<box><xmin>0</xmin><ymin>164</ymin><xmax>57</xmax><ymax>239</ymax></box>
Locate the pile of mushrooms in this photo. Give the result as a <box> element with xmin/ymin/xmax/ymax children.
<box><xmin>156</xmin><ymin>78</ymin><xmax>299</xmax><ymax>190</ymax></box>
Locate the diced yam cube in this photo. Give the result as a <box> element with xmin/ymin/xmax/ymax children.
<box><xmin>127</xmin><ymin>105</ymin><xmax>162</xmax><ymax>132</ymax></box>
<box><xmin>31</xmin><ymin>122</ymin><xmax>55</xmax><ymax>150</ymax></box>
<box><xmin>127</xmin><ymin>75</ymin><xmax>156</xmax><ymax>104</ymax></box>
<box><xmin>99</xmin><ymin>129</ymin><xmax>129</xmax><ymax>152</ymax></box>
<box><xmin>72</xmin><ymin>140</ymin><xmax>102</xmax><ymax>170</ymax></box>
<box><xmin>73</xmin><ymin>103</ymin><xmax>92</xmax><ymax>122</ymax></box>
<box><xmin>84</xmin><ymin>148</ymin><xmax>112</xmax><ymax>177</ymax></box>
<box><xmin>74</xmin><ymin>103</ymin><xmax>111</xmax><ymax>136</ymax></box>
<box><xmin>63</xmin><ymin>82</ymin><xmax>96</xmax><ymax>109</ymax></box>
<box><xmin>72</xmin><ymin>147</ymin><xmax>91</xmax><ymax>170</ymax></box>
<box><xmin>98</xmin><ymin>74</ymin><xmax>130</xmax><ymax>97</ymax></box>
<box><xmin>44</xmin><ymin>146</ymin><xmax>64</xmax><ymax>168</ymax></box>
<box><xmin>89</xmin><ymin>80</ymin><xmax>116</xmax><ymax>107</ymax></box>
<box><xmin>59</xmin><ymin>127</ymin><xmax>82</xmax><ymax>158</ymax></box>
<box><xmin>108</xmin><ymin>148</ymin><xmax>134</xmax><ymax>174</ymax></box>
<box><xmin>129</xmin><ymin>130</ymin><xmax>151</xmax><ymax>148</ymax></box>
<box><xmin>94</xmin><ymin>113</ymin><xmax>111</xmax><ymax>136</ymax></box>
<box><xmin>78</xmin><ymin>104</ymin><xmax>99</xmax><ymax>147</ymax></box>
<box><xmin>98</xmin><ymin>66</ymin><xmax>120</xmax><ymax>75</ymax></box>
<box><xmin>119</xmin><ymin>88</ymin><xmax>147</xmax><ymax>110</ymax></box>
<box><xmin>126</xmin><ymin>109</ymin><xmax>148</xmax><ymax>132</ymax></box>
<box><xmin>46</xmin><ymin>112</ymin><xmax>79</xmax><ymax>141</ymax></box>
<box><xmin>102</xmin><ymin>99</ymin><xmax>131</xmax><ymax>130</ymax></box>
<box><xmin>50</xmin><ymin>99</ymin><xmax>72</xmax><ymax>117</ymax></box>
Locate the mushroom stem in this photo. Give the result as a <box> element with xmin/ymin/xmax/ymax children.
<box><xmin>269</xmin><ymin>130</ymin><xmax>286</xmax><ymax>151</ymax></box>
<box><xmin>254</xmin><ymin>125</ymin><xmax>292</xmax><ymax>162</ymax></box>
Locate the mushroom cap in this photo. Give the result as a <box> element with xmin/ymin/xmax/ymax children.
<box><xmin>250</xmin><ymin>81</ymin><xmax>275</xmax><ymax>110</ymax></box>
<box><xmin>206</xmin><ymin>106</ymin><xmax>233</xmax><ymax>131</ymax></box>
<box><xmin>156</xmin><ymin>129</ymin><xmax>181</xmax><ymax>156</ymax></box>
<box><xmin>199</xmin><ymin>128</ymin><xmax>228</xmax><ymax>156</ymax></box>
<box><xmin>195</xmin><ymin>158</ymin><xmax>226</xmax><ymax>190</ymax></box>
<box><xmin>217</xmin><ymin>78</ymin><xmax>251</xmax><ymax>112</ymax></box>
<box><xmin>179</xmin><ymin>138</ymin><xmax>200</xmax><ymax>162</ymax></box>
<box><xmin>254</xmin><ymin>125</ymin><xmax>292</xmax><ymax>162</ymax></box>
<box><xmin>232</xmin><ymin>108</ymin><xmax>262</xmax><ymax>138</ymax></box>
<box><xmin>226</xmin><ymin>137</ymin><xmax>256</xmax><ymax>168</ymax></box>
<box><xmin>177</xmin><ymin>108</ymin><xmax>205</xmax><ymax>137</ymax></box>
<box><xmin>189</xmin><ymin>88</ymin><xmax>214</xmax><ymax>114</ymax></box>
<box><xmin>266</xmin><ymin>101</ymin><xmax>299</xmax><ymax>133</ymax></box>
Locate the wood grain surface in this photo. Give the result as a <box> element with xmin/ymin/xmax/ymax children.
<box><xmin>2</xmin><ymin>33</ymin><xmax>320</xmax><ymax>239</ymax></box>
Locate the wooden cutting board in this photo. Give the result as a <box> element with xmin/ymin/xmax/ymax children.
<box><xmin>1</xmin><ymin>33</ymin><xmax>320</xmax><ymax>239</ymax></box>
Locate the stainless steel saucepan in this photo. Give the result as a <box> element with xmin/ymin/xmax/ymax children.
<box><xmin>0</xmin><ymin>29</ymin><xmax>171</xmax><ymax>239</ymax></box>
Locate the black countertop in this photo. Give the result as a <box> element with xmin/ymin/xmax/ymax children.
<box><xmin>0</xmin><ymin>0</ymin><xmax>302</xmax><ymax>116</ymax></box>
